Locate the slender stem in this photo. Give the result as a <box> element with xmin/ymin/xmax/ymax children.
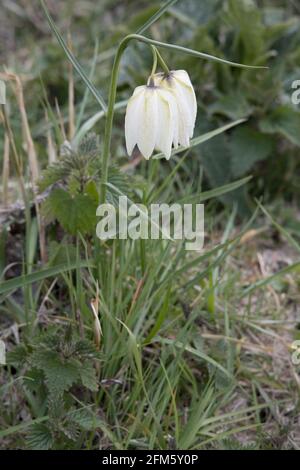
<box><xmin>100</xmin><ymin>44</ymin><xmax>125</xmax><ymax>204</ymax></box>
<box><xmin>150</xmin><ymin>46</ymin><xmax>158</xmax><ymax>76</ymax></box>
<box><xmin>147</xmin><ymin>47</ymin><xmax>158</xmax><ymax>87</ymax></box>
<box><xmin>140</xmin><ymin>189</ymin><xmax>147</xmax><ymax>275</ymax></box>
<box><xmin>155</xmin><ymin>48</ymin><xmax>170</xmax><ymax>74</ymax></box>
<box><xmin>140</xmin><ymin>238</ymin><xmax>146</xmax><ymax>275</ymax></box>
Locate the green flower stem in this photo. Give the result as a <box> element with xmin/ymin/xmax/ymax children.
<box><xmin>155</xmin><ymin>48</ymin><xmax>170</xmax><ymax>75</ymax></box>
<box><xmin>100</xmin><ymin>44</ymin><xmax>125</xmax><ymax>204</ymax></box>
<box><xmin>150</xmin><ymin>46</ymin><xmax>158</xmax><ymax>76</ymax></box>
<box><xmin>101</xmin><ymin>35</ymin><xmax>142</xmax><ymax>204</ymax></box>
<box><xmin>147</xmin><ymin>47</ymin><xmax>159</xmax><ymax>87</ymax></box>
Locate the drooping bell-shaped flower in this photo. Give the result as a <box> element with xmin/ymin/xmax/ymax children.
<box><xmin>154</xmin><ymin>70</ymin><xmax>197</xmax><ymax>148</ymax></box>
<box><xmin>125</xmin><ymin>83</ymin><xmax>179</xmax><ymax>160</ymax></box>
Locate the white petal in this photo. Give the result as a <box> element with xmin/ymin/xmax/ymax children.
<box><xmin>125</xmin><ymin>86</ymin><xmax>146</xmax><ymax>156</ymax></box>
<box><xmin>172</xmin><ymin>70</ymin><xmax>194</xmax><ymax>88</ymax></box>
<box><xmin>172</xmin><ymin>85</ymin><xmax>192</xmax><ymax>147</ymax></box>
<box><xmin>136</xmin><ymin>88</ymin><xmax>158</xmax><ymax>159</ymax></box>
<box><xmin>156</xmin><ymin>89</ymin><xmax>177</xmax><ymax>159</ymax></box>
<box><xmin>155</xmin><ymin>70</ymin><xmax>197</xmax><ymax>141</ymax></box>
<box><xmin>173</xmin><ymin>71</ymin><xmax>197</xmax><ymax>132</ymax></box>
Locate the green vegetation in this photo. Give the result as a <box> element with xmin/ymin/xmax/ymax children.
<box><xmin>0</xmin><ymin>0</ymin><xmax>299</xmax><ymax>450</ymax></box>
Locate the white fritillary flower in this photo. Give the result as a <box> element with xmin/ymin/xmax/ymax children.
<box><xmin>125</xmin><ymin>83</ymin><xmax>179</xmax><ymax>160</ymax></box>
<box><xmin>154</xmin><ymin>70</ymin><xmax>197</xmax><ymax>148</ymax></box>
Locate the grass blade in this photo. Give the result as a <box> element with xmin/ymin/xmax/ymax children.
<box><xmin>153</xmin><ymin>119</ymin><xmax>247</xmax><ymax>160</ymax></box>
<box><xmin>73</xmin><ymin>100</ymin><xmax>127</xmax><ymax>146</ymax></box>
<box><xmin>178</xmin><ymin>176</ymin><xmax>252</xmax><ymax>204</ymax></box>
<box><xmin>256</xmin><ymin>198</ymin><xmax>300</xmax><ymax>254</ymax></box>
<box><xmin>241</xmin><ymin>261</ymin><xmax>300</xmax><ymax>298</ymax></box>
<box><xmin>0</xmin><ymin>260</ymin><xmax>92</xmax><ymax>295</ymax></box>
<box><xmin>157</xmin><ymin>337</ymin><xmax>233</xmax><ymax>379</ymax></box>
<box><xmin>136</xmin><ymin>0</ymin><xmax>179</xmax><ymax>34</ymax></box>
<box><xmin>40</xmin><ymin>0</ymin><xmax>107</xmax><ymax>112</ymax></box>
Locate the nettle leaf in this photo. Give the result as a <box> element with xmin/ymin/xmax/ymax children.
<box><xmin>47</xmin><ymin>394</ymin><xmax>66</xmax><ymax>420</ymax></box>
<box><xmin>68</xmin><ymin>408</ymin><xmax>102</xmax><ymax>431</ymax></box>
<box><xmin>85</xmin><ymin>180</ymin><xmax>99</xmax><ymax>204</ymax></box>
<box><xmin>38</xmin><ymin>165</ymin><xmax>68</xmax><ymax>192</ymax></box>
<box><xmin>78</xmin><ymin>132</ymin><xmax>100</xmax><ymax>157</ymax></box>
<box><xmin>47</xmin><ymin>188</ymin><xmax>98</xmax><ymax>235</ymax></box>
<box><xmin>6</xmin><ymin>343</ymin><xmax>29</xmax><ymax>366</ymax></box>
<box><xmin>59</xmin><ymin>419</ymin><xmax>80</xmax><ymax>441</ymax></box>
<box><xmin>73</xmin><ymin>338</ymin><xmax>100</xmax><ymax>359</ymax></box>
<box><xmin>259</xmin><ymin>105</ymin><xmax>300</xmax><ymax>147</ymax></box>
<box><xmin>67</xmin><ymin>173</ymin><xmax>81</xmax><ymax>196</ymax></box>
<box><xmin>230</xmin><ymin>126</ymin><xmax>273</xmax><ymax>177</ymax></box>
<box><xmin>44</xmin><ymin>362</ymin><xmax>79</xmax><ymax>396</ymax></box>
<box><xmin>27</xmin><ymin>424</ymin><xmax>54</xmax><ymax>450</ymax></box>
<box><xmin>79</xmin><ymin>361</ymin><xmax>98</xmax><ymax>391</ymax></box>
<box><xmin>221</xmin><ymin>438</ymin><xmax>257</xmax><ymax>450</ymax></box>
<box><xmin>23</xmin><ymin>368</ymin><xmax>46</xmax><ymax>393</ymax></box>
<box><xmin>106</xmin><ymin>166</ymin><xmax>132</xmax><ymax>206</ymax></box>
<box><xmin>38</xmin><ymin>133</ymin><xmax>100</xmax><ymax>193</ymax></box>
<box><xmin>31</xmin><ymin>350</ymin><xmax>79</xmax><ymax>396</ymax></box>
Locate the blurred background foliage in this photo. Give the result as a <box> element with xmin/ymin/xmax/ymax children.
<box><xmin>1</xmin><ymin>0</ymin><xmax>300</xmax><ymax>213</ymax></box>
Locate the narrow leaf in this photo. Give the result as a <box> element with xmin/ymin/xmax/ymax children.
<box><xmin>241</xmin><ymin>261</ymin><xmax>300</xmax><ymax>297</ymax></box>
<box><xmin>0</xmin><ymin>260</ymin><xmax>92</xmax><ymax>295</ymax></box>
<box><xmin>133</xmin><ymin>34</ymin><xmax>268</xmax><ymax>69</ymax></box>
<box><xmin>153</xmin><ymin>119</ymin><xmax>247</xmax><ymax>160</ymax></box>
<box><xmin>136</xmin><ymin>0</ymin><xmax>179</xmax><ymax>34</ymax></box>
<box><xmin>40</xmin><ymin>0</ymin><xmax>107</xmax><ymax>112</ymax></box>
<box><xmin>178</xmin><ymin>176</ymin><xmax>253</xmax><ymax>204</ymax></box>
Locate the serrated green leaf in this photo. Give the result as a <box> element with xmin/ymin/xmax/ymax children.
<box><xmin>7</xmin><ymin>344</ymin><xmax>28</xmax><ymax>366</ymax></box>
<box><xmin>59</xmin><ymin>420</ymin><xmax>80</xmax><ymax>441</ymax></box>
<box><xmin>48</xmin><ymin>189</ymin><xmax>98</xmax><ymax>235</ymax></box>
<box><xmin>27</xmin><ymin>424</ymin><xmax>54</xmax><ymax>450</ymax></box>
<box><xmin>78</xmin><ymin>133</ymin><xmax>100</xmax><ymax>157</ymax></box>
<box><xmin>68</xmin><ymin>408</ymin><xmax>103</xmax><ymax>431</ymax></box>
<box><xmin>79</xmin><ymin>362</ymin><xmax>98</xmax><ymax>391</ymax></box>
<box><xmin>74</xmin><ymin>339</ymin><xmax>100</xmax><ymax>359</ymax></box>
<box><xmin>23</xmin><ymin>368</ymin><xmax>46</xmax><ymax>393</ymax></box>
<box><xmin>31</xmin><ymin>350</ymin><xmax>79</xmax><ymax>396</ymax></box>
<box><xmin>221</xmin><ymin>438</ymin><xmax>257</xmax><ymax>450</ymax></box>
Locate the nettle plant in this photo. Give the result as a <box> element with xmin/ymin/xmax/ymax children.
<box><xmin>38</xmin><ymin>133</ymin><xmax>131</xmax><ymax>237</ymax></box>
<box><xmin>8</xmin><ymin>326</ymin><xmax>101</xmax><ymax>449</ymax></box>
